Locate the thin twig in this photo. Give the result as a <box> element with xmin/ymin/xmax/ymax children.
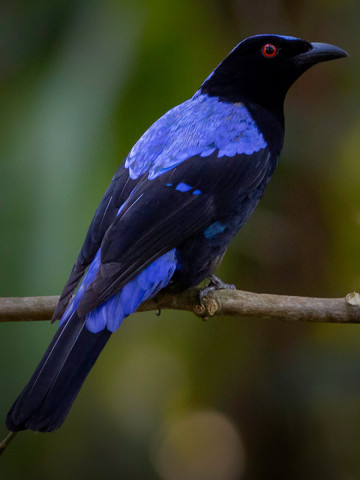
<box><xmin>0</xmin><ymin>431</ymin><xmax>17</xmax><ymax>456</ymax></box>
<box><xmin>0</xmin><ymin>289</ymin><xmax>360</xmax><ymax>323</ymax></box>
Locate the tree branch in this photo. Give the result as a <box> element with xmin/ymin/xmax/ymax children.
<box><xmin>1</xmin><ymin>289</ymin><xmax>360</xmax><ymax>323</ymax></box>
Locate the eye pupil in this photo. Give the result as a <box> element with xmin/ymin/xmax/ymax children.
<box><xmin>262</xmin><ymin>43</ymin><xmax>277</xmax><ymax>57</ymax></box>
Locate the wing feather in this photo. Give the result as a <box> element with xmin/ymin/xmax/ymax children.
<box><xmin>52</xmin><ymin>163</ymin><xmax>139</xmax><ymax>320</ymax></box>
<box><xmin>77</xmin><ymin>148</ymin><xmax>272</xmax><ymax>314</ymax></box>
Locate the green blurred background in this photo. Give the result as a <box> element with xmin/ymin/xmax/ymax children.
<box><xmin>0</xmin><ymin>0</ymin><xmax>359</xmax><ymax>478</ymax></box>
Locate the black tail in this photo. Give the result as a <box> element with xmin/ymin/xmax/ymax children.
<box><xmin>6</xmin><ymin>313</ymin><xmax>111</xmax><ymax>432</ymax></box>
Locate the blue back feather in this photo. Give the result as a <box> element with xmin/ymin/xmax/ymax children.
<box><xmin>125</xmin><ymin>92</ymin><xmax>267</xmax><ymax>180</ymax></box>
<box><xmin>59</xmin><ymin>92</ymin><xmax>268</xmax><ymax>334</ymax></box>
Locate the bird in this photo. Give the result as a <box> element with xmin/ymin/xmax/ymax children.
<box><xmin>6</xmin><ymin>34</ymin><xmax>348</xmax><ymax>433</ymax></box>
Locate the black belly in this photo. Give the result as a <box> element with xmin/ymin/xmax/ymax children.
<box><xmin>170</xmin><ymin>188</ymin><xmax>264</xmax><ymax>290</ymax></box>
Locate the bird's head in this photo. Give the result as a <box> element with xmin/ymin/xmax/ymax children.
<box><xmin>201</xmin><ymin>34</ymin><xmax>348</xmax><ymax>123</ymax></box>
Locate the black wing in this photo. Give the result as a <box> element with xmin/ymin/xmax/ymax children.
<box><xmin>52</xmin><ymin>163</ymin><xmax>139</xmax><ymax>320</ymax></box>
<box><xmin>77</xmin><ymin>148</ymin><xmax>273</xmax><ymax>315</ymax></box>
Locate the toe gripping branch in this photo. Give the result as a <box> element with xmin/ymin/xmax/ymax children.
<box><xmin>196</xmin><ymin>275</ymin><xmax>236</xmax><ymax>319</ymax></box>
<box><xmin>199</xmin><ymin>274</ymin><xmax>236</xmax><ymax>301</ymax></box>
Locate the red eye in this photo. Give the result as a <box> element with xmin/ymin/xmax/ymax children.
<box><xmin>262</xmin><ymin>43</ymin><xmax>278</xmax><ymax>58</ymax></box>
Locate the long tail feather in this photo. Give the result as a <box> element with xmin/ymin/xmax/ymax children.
<box><xmin>6</xmin><ymin>250</ymin><xmax>177</xmax><ymax>432</ymax></box>
<box><xmin>6</xmin><ymin>313</ymin><xmax>111</xmax><ymax>432</ymax></box>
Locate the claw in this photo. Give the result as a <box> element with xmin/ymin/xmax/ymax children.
<box><xmin>199</xmin><ymin>274</ymin><xmax>236</xmax><ymax>301</ymax></box>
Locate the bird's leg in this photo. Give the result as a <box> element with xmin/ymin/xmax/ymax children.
<box><xmin>199</xmin><ymin>274</ymin><xmax>236</xmax><ymax>301</ymax></box>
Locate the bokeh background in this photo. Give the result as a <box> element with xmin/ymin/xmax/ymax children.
<box><xmin>0</xmin><ymin>1</ymin><xmax>359</xmax><ymax>479</ymax></box>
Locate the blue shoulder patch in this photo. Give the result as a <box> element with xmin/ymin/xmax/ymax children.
<box><xmin>204</xmin><ymin>221</ymin><xmax>227</xmax><ymax>239</ymax></box>
<box><xmin>125</xmin><ymin>92</ymin><xmax>267</xmax><ymax>180</ymax></box>
<box><xmin>175</xmin><ymin>183</ymin><xmax>192</xmax><ymax>192</ymax></box>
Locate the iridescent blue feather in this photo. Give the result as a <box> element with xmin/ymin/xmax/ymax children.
<box><xmin>125</xmin><ymin>92</ymin><xmax>267</xmax><ymax>180</ymax></box>
<box><xmin>61</xmin><ymin>248</ymin><xmax>177</xmax><ymax>333</ymax></box>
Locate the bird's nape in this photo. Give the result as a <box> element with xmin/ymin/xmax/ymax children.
<box><xmin>201</xmin><ymin>34</ymin><xmax>348</xmax><ymax>122</ymax></box>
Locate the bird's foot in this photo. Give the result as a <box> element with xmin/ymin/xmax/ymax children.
<box><xmin>199</xmin><ymin>274</ymin><xmax>236</xmax><ymax>301</ymax></box>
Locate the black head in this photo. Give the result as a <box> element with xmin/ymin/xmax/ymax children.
<box><xmin>201</xmin><ymin>34</ymin><xmax>348</xmax><ymax>123</ymax></box>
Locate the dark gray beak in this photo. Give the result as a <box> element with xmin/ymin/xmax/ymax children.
<box><xmin>295</xmin><ymin>42</ymin><xmax>349</xmax><ymax>66</ymax></box>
